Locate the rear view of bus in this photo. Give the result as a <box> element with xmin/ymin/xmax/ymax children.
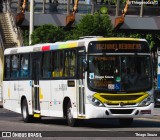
<box><xmin>85</xmin><ymin>38</ymin><xmax>154</xmax><ymax>126</ymax></box>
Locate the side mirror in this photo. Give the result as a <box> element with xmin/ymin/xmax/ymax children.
<box><xmin>83</xmin><ymin>59</ymin><xmax>88</xmax><ymax>72</ymax></box>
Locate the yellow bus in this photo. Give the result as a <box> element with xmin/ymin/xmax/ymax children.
<box><xmin>3</xmin><ymin>37</ymin><xmax>154</xmax><ymax>127</ymax></box>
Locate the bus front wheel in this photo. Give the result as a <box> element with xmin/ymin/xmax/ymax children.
<box><xmin>119</xmin><ymin>118</ymin><xmax>133</xmax><ymax>127</ymax></box>
<box><xmin>66</xmin><ymin>102</ymin><xmax>77</xmax><ymax>127</ymax></box>
<box><xmin>21</xmin><ymin>99</ymin><xmax>33</xmax><ymax>123</ymax></box>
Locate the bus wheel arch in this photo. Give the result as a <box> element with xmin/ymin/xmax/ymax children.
<box><xmin>63</xmin><ymin>97</ymin><xmax>77</xmax><ymax>127</ymax></box>
<box><xmin>21</xmin><ymin>96</ymin><xmax>33</xmax><ymax>123</ymax></box>
<box><xmin>63</xmin><ymin>97</ymin><xmax>70</xmax><ymax>118</ymax></box>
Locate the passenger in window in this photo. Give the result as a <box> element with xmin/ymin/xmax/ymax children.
<box><xmin>52</xmin><ymin>67</ymin><xmax>60</xmax><ymax>77</ymax></box>
<box><xmin>128</xmin><ymin>67</ymin><xmax>139</xmax><ymax>86</ymax></box>
<box><xmin>59</xmin><ymin>67</ymin><xmax>63</xmax><ymax>77</ymax></box>
<box><xmin>20</xmin><ymin>57</ymin><xmax>29</xmax><ymax>78</ymax></box>
<box><xmin>11</xmin><ymin>55</ymin><xmax>19</xmax><ymax>78</ymax></box>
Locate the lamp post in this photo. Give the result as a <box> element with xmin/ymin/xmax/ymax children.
<box><xmin>29</xmin><ymin>0</ymin><xmax>34</xmax><ymax>45</ymax></box>
<box><xmin>116</xmin><ymin>0</ymin><xmax>120</xmax><ymax>17</ymax></box>
<box><xmin>42</xmin><ymin>0</ymin><xmax>46</xmax><ymax>14</ymax></box>
<box><xmin>140</xmin><ymin>0</ymin><xmax>144</xmax><ymax>17</ymax></box>
<box><xmin>67</xmin><ymin>0</ymin><xmax>71</xmax><ymax>15</ymax></box>
<box><xmin>91</xmin><ymin>0</ymin><xmax>95</xmax><ymax>14</ymax></box>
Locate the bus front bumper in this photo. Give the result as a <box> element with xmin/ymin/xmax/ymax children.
<box><xmin>84</xmin><ymin>103</ymin><xmax>154</xmax><ymax>119</ymax></box>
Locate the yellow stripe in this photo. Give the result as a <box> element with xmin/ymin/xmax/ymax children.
<box><xmin>8</xmin><ymin>88</ymin><xmax>10</xmax><ymax>98</ymax></box>
<box><xmin>67</xmin><ymin>42</ymin><xmax>77</xmax><ymax>48</ymax></box>
<box><xmin>77</xmin><ymin>116</ymin><xmax>86</xmax><ymax>119</ymax></box>
<box><xmin>39</xmin><ymin>88</ymin><xmax>43</xmax><ymax>100</ymax></box>
<box><xmin>94</xmin><ymin>92</ymin><xmax>148</xmax><ymax>104</ymax></box>
<box><xmin>97</xmin><ymin>38</ymin><xmax>141</xmax><ymax>41</ymax></box>
<box><xmin>34</xmin><ymin>114</ymin><xmax>40</xmax><ymax>118</ymax></box>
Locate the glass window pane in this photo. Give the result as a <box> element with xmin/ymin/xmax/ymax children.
<box><xmin>42</xmin><ymin>52</ymin><xmax>51</xmax><ymax>78</ymax></box>
<box><xmin>11</xmin><ymin>55</ymin><xmax>19</xmax><ymax>78</ymax></box>
<box><xmin>20</xmin><ymin>54</ymin><xmax>30</xmax><ymax>78</ymax></box>
<box><xmin>5</xmin><ymin>56</ymin><xmax>10</xmax><ymax>78</ymax></box>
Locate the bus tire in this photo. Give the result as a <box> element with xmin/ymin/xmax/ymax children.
<box><xmin>66</xmin><ymin>101</ymin><xmax>77</xmax><ymax>127</ymax></box>
<box><xmin>21</xmin><ymin>99</ymin><xmax>33</xmax><ymax>123</ymax></box>
<box><xmin>119</xmin><ymin>118</ymin><xmax>133</xmax><ymax>127</ymax></box>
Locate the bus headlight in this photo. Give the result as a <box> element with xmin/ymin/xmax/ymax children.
<box><xmin>87</xmin><ymin>95</ymin><xmax>105</xmax><ymax>107</ymax></box>
<box><xmin>138</xmin><ymin>95</ymin><xmax>154</xmax><ymax>107</ymax></box>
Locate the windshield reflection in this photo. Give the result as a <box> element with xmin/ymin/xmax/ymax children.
<box><xmin>88</xmin><ymin>55</ymin><xmax>152</xmax><ymax>92</ymax></box>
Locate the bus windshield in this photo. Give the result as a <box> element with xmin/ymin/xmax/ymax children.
<box><xmin>88</xmin><ymin>55</ymin><xmax>152</xmax><ymax>92</ymax></box>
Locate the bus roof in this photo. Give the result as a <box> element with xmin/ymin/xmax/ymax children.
<box><xmin>4</xmin><ymin>37</ymin><xmax>147</xmax><ymax>55</ymax></box>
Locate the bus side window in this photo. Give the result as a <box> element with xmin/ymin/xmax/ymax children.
<box><xmin>4</xmin><ymin>56</ymin><xmax>10</xmax><ymax>79</ymax></box>
<box><xmin>20</xmin><ymin>54</ymin><xmax>30</xmax><ymax>78</ymax></box>
<box><xmin>64</xmin><ymin>50</ymin><xmax>76</xmax><ymax>77</ymax></box>
<box><xmin>41</xmin><ymin>52</ymin><xmax>51</xmax><ymax>78</ymax></box>
<box><xmin>52</xmin><ymin>51</ymin><xmax>63</xmax><ymax>78</ymax></box>
<box><xmin>11</xmin><ymin>55</ymin><xmax>19</xmax><ymax>78</ymax></box>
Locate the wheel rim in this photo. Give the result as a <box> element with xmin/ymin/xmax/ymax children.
<box><xmin>67</xmin><ymin>107</ymin><xmax>73</xmax><ymax>124</ymax></box>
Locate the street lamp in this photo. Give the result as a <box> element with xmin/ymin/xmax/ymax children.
<box><xmin>29</xmin><ymin>0</ymin><xmax>34</xmax><ymax>45</ymax></box>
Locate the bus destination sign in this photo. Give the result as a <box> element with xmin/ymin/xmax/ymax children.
<box><xmin>96</xmin><ymin>43</ymin><xmax>141</xmax><ymax>50</ymax></box>
<box><xmin>88</xmin><ymin>41</ymin><xmax>150</xmax><ymax>53</ymax></box>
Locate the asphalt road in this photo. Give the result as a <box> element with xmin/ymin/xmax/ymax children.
<box><xmin>0</xmin><ymin>107</ymin><xmax>160</xmax><ymax>140</ymax></box>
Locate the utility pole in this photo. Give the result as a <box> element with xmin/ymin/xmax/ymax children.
<box><xmin>29</xmin><ymin>0</ymin><xmax>34</xmax><ymax>45</ymax></box>
<box><xmin>42</xmin><ymin>0</ymin><xmax>46</xmax><ymax>14</ymax></box>
<box><xmin>91</xmin><ymin>0</ymin><xmax>94</xmax><ymax>14</ymax></box>
<box><xmin>116</xmin><ymin>0</ymin><xmax>120</xmax><ymax>17</ymax></box>
<box><xmin>17</xmin><ymin>0</ymin><xmax>21</xmax><ymax>13</ymax></box>
<box><xmin>140</xmin><ymin>0</ymin><xmax>143</xmax><ymax>17</ymax></box>
<box><xmin>67</xmin><ymin>0</ymin><xmax>71</xmax><ymax>15</ymax></box>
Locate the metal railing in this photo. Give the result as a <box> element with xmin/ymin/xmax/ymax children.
<box><xmin>6</xmin><ymin>0</ymin><xmax>24</xmax><ymax>46</ymax></box>
<box><xmin>0</xmin><ymin>34</ymin><xmax>4</xmax><ymax>51</ymax></box>
<box><xmin>9</xmin><ymin>1</ymin><xmax>160</xmax><ymax>17</ymax></box>
<box><xmin>10</xmin><ymin>2</ymin><xmax>92</xmax><ymax>14</ymax></box>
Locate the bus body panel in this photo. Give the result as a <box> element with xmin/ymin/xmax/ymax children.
<box><xmin>2</xmin><ymin>37</ymin><xmax>153</xmax><ymax>125</ymax></box>
<box><xmin>9</xmin><ymin>81</ymin><xmax>19</xmax><ymax>100</ymax></box>
<box><xmin>3</xmin><ymin>81</ymin><xmax>21</xmax><ymax>113</ymax></box>
<box><xmin>39</xmin><ymin>80</ymin><xmax>51</xmax><ymax>116</ymax></box>
<box><xmin>63</xmin><ymin>79</ymin><xmax>78</xmax><ymax>118</ymax></box>
<box><xmin>18</xmin><ymin>80</ymin><xmax>33</xmax><ymax>114</ymax></box>
<box><xmin>3</xmin><ymin>81</ymin><xmax>11</xmax><ymax>111</ymax></box>
<box><xmin>50</xmin><ymin>80</ymin><xmax>64</xmax><ymax>117</ymax></box>
<box><xmin>3</xmin><ymin>80</ymin><xmax>33</xmax><ymax>114</ymax></box>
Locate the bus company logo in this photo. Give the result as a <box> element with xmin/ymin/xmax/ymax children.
<box><xmin>2</xmin><ymin>132</ymin><xmax>11</xmax><ymax>137</ymax></box>
<box><xmin>119</xmin><ymin>102</ymin><xmax>125</xmax><ymax>107</ymax></box>
<box><xmin>129</xmin><ymin>0</ymin><xmax>158</xmax><ymax>5</ymax></box>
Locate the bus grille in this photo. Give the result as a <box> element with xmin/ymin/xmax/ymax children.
<box><xmin>110</xmin><ymin>109</ymin><xmax>133</xmax><ymax>114</ymax></box>
<box><xmin>107</xmin><ymin>103</ymin><xmax>136</xmax><ymax>106</ymax></box>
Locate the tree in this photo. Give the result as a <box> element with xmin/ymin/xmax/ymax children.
<box><xmin>31</xmin><ymin>24</ymin><xmax>65</xmax><ymax>45</ymax></box>
<box><xmin>65</xmin><ymin>12</ymin><xmax>113</xmax><ymax>40</ymax></box>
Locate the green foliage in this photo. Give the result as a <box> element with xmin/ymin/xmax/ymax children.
<box><xmin>23</xmin><ymin>30</ymin><xmax>29</xmax><ymax>46</ymax></box>
<box><xmin>114</xmin><ymin>32</ymin><xmax>157</xmax><ymax>51</ymax></box>
<box><xmin>65</xmin><ymin>13</ymin><xmax>113</xmax><ymax>40</ymax></box>
<box><xmin>100</xmin><ymin>6</ymin><xmax>108</xmax><ymax>14</ymax></box>
<box><xmin>31</xmin><ymin>24</ymin><xmax>65</xmax><ymax>45</ymax></box>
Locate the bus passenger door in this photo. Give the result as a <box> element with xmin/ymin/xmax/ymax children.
<box><xmin>32</xmin><ymin>56</ymin><xmax>41</xmax><ymax>117</ymax></box>
<box><xmin>78</xmin><ymin>52</ymin><xmax>86</xmax><ymax>116</ymax></box>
